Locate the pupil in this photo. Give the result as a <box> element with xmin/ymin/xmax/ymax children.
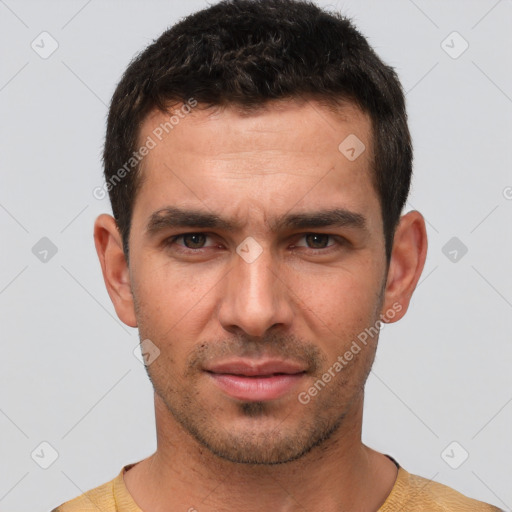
<box><xmin>185</xmin><ymin>234</ymin><xmax>205</xmax><ymax>248</ymax></box>
<box><xmin>307</xmin><ymin>234</ymin><xmax>328</xmax><ymax>248</ymax></box>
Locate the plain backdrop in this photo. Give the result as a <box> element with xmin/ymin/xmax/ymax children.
<box><xmin>0</xmin><ymin>1</ymin><xmax>511</xmax><ymax>511</ymax></box>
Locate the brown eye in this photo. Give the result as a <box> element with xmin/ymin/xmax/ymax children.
<box><xmin>304</xmin><ymin>233</ymin><xmax>331</xmax><ymax>249</ymax></box>
<box><xmin>294</xmin><ymin>233</ymin><xmax>337</xmax><ymax>250</ymax></box>
<box><xmin>164</xmin><ymin>233</ymin><xmax>215</xmax><ymax>252</ymax></box>
<box><xmin>180</xmin><ymin>233</ymin><xmax>208</xmax><ymax>249</ymax></box>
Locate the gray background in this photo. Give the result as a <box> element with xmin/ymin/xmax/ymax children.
<box><xmin>0</xmin><ymin>0</ymin><xmax>511</xmax><ymax>511</ymax></box>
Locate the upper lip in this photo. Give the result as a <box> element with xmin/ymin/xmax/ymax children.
<box><xmin>204</xmin><ymin>359</ymin><xmax>308</xmax><ymax>376</ymax></box>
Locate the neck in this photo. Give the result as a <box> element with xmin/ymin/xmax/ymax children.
<box><xmin>124</xmin><ymin>392</ymin><xmax>397</xmax><ymax>512</ymax></box>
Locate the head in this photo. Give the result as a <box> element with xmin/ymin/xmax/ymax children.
<box><xmin>95</xmin><ymin>0</ymin><xmax>427</xmax><ymax>465</ymax></box>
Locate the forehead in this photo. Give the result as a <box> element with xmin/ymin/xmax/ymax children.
<box><xmin>131</xmin><ymin>98</ymin><xmax>379</xmax><ymax>233</ymax></box>
<box><xmin>139</xmin><ymin>98</ymin><xmax>372</xmax><ymax>159</ymax></box>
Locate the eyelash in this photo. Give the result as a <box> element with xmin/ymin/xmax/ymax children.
<box><xmin>163</xmin><ymin>232</ymin><xmax>346</xmax><ymax>254</ymax></box>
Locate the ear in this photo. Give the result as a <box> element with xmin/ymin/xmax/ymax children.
<box><xmin>93</xmin><ymin>214</ymin><xmax>137</xmax><ymax>328</ymax></box>
<box><xmin>380</xmin><ymin>210</ymin><xmax>428</xmax><ymax>323</ymax></box>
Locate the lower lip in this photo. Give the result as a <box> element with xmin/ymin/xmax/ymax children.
<box><xmin>207</xmin><ymin>372</ymin><xmax>306</xmax><ymax>401</ymax></box>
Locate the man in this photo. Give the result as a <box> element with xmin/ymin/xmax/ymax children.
<box><xmin>52</xmin><ymin>0</ymin><xmax>501</xmax><ymax>510</ymax></box>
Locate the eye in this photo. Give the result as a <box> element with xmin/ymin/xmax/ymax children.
<box><xmin>163</xmin><ymin>232</ymin><xmax>346</xmax><ymax>255</ymax></box>
<box><xmin>165</xmin><ymin>232</ymin><xmax>215</xmax><ymax>251</ymax></box>
<box><xmin>293</xmin><ymin>233</ymin><xmax>342</xmax><ymax>250</ymax></box>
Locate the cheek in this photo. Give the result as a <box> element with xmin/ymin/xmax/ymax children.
<box><xmin>293</xmin><ymin>267</ymin><xmax>383</xmax><ymax>361</ymax></box>
<box><xmin>296</xmin><ymin>264</ymin><xmax>380</xmax><ymax>318</ymax></box>
<box><xmin>133</xmin><ymin>258</ymin><xmax>218</xmax><ymax>336</ymax></box>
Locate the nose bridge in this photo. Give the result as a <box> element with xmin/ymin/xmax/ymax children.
<box><xmin>219</xmin><ymin>240</ymin><xmax>292</xmax><ymax>336</ymax></box>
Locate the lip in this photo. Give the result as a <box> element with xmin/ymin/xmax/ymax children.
<box><xmin>204</xmin><ymin>359</ymin><xmax>308</xmax><ymax>376</ymax></box>
<box><xmin>204</xmin><ymin>359</ymin><xmax>308</xmax><ymax>401</ymax></box>
<box><xmin>207</xmin><ymin>373</ymin><xmax>306</xmax><ymax>401</ymax></box>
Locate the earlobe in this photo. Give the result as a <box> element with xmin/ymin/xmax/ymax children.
<box><xmin>380</xmin><ymin>210</ymin><xmax>428</xmax><ymax>323</ymax></box>
<box><xmin>93</xmin><ymin>214</ymin><xmax>138</xmax><ymax>328</ymax></box>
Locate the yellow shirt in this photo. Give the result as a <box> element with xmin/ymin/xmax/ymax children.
<box><xmin>51</xmin><ymin>461</ymin><xmax>502</xmax><ymax>511</ymax></box>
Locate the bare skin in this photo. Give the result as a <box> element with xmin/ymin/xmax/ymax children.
<box><xmin>94</xmin><ymin>98</ymin><xmax>427</xmax><ymax>511</ymax></box>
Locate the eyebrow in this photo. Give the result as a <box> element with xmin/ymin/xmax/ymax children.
<box><xmin>145</xmin><ymin>206</ymin><xmax>368</xmax><ymax>236</ymax></box>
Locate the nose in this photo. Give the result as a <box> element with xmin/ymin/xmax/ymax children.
<box><xmin>217</xmin><ymin>242</ymin><xmax>294</xmax><ymax>338</ymax></box>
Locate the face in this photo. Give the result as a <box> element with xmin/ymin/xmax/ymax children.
<box><xmin>115</xmin><ymin>99</ymin><xmax>395</xmax><ymax>465</ymax></box>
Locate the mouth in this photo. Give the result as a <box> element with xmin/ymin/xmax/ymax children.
<box><xmin>205</xmin><ymin>372</ymin><xmax>307</xmax><ymax>401</ymax></box>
